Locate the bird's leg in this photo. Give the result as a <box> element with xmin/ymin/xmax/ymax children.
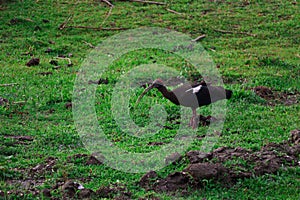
<box><xmin>189</xmin><ymin>108</ymin><xmax>198</xmax><ymax>129</ymax></box>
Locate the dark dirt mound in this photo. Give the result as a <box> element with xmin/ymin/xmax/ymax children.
<box><xmin>41</xmin><ymin>180</ymin><xmax>132</xmax><ymax>199</ymax></box>
<box><xmin>26</xmin><ymin>58</ymin><xmax>40</xmax><ymax>67</ymax></box>
<box><xmin>140</xmin><ymin>171</ymin><xmax>191</xmax><ymax>194</ymax></box>
<box><xmin>184</xmin><ymin>163</ymin><xmax>227</xmax><ymax>181</ymax></box>
<box><xmin>96</xmin><ymin>184</ymin><xmax>132</xmax><ymax>199</ymax></box>
<box><xmin>2</xmin><ymin>157</ymin><xmax>56</xmax><ymax>198</ymax></box>
<box><xmin>154</xmin><ymin>172</ymin><xmax>191</xmax><ymax>193</ymax></box>
<box><xmin>3</xmin><ymin>154</ymin><xmax>105</xmax><ymax>199</ymax></box>
<box><xmin>253</xmin><ymin>86</ymin><xmax>299</xmax><ymax>105</ymax></box>
<box><xmin>3</xmin><ymin>130</ymin><xmax>299</xmax><ymax>198</ymax></box>
<box><xmin>186</xmin><ymin>151</ymin><xmax>213</xmax><ymax>163</ymax></box>
<box><xmin>5</xmin><ymin>179</ymin><xmax>44</xmax><ymax>197</ymax></box>
<box><xmin>140</xmin><ymin>129</ymin><xmax>300</xmax><ymax>193</ymax></box>
<box><xmin>139</xmin><ymin>171</ymin><xmax>159</xmax><ymax>190</ymax></box>
<box><xmin>61</xmin><ymin>180</ymin><xmax>96</xmax><ymax>199</ymax></box>
<box><xmin>30</xmin><ymin>157</ymin><xmax>57</xmax><ymax>176</ymax></box>
<box><xmin>253</xmin><ymin>86</ymin><xmax>274</xmax><ymax>99</ymax></box>
<box><xmin>198</xmin><ymin>115</ymin><xmax>217</xmax><ymax>126</ymax></box>
<box><xmin>67</xmin><ymin>153</ymin><xmax>103</xmax><ymax>165</ymax></box>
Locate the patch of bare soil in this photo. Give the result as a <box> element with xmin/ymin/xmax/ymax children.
<box><xmin>4</xmin><ymin>135</ymin><xmax>34</xmax><ymax>145</ymax></box>
<box><xmin>26</xmin><ymin>58</ymin><xmax>40</xmax><ymax>67</ymax></box>
<box><xmin>253</xmin><ymin>86</ymin><xmax>299</xmax><ymax>105</ymax></box>
<box><xmin>67</xmin><ymin>153</ymin><xmax>103</xmax><ymax>165</ymax></box>
<box><xmin>30</xmin><ymin>157</ymin><xmax>57</xmax><ymax>177</ymax></box>
<box><xmin>198</xmin><ymin>115</ymin><xmax>217</xmax><ymax>126</ymax></box>
<box><xmin>3</xmin><ymin>130</ymin><xmax>299</xmax><ymax>198</ymax></box>
<box><xmin>43</xmin><ymin>181</ymin><xmax>132</xmax><ymax>199</ymax></box>
<box><xmin>3</xmin><ymin>154</ymin><xmax>105</xmax><ymax>199</ymax></box>
<box><xmin>2</xmin><ymin>157</ymin><xmax>58</xmax><ymax>198</ymax></box>
<box><xmin>140</xmin><ymin>129</ymin><xmax>300</xmax><ymax>193</ymax></box>
<box><xmin>5</xmin><ymin>179</ymin><xmax>44</xmax><ymax>197</ymax></box>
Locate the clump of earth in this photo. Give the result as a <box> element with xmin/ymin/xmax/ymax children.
<box><xmin>2</xmin><ymin>130</ymin><xmax>299</xmax><ymax>198</ymax></box>
<box><xmin>139</xmin><ymin>129</ymin><xmax>300</xmax><ymax>194</ymax></box>
<box><xmin>253</xmin><ymin>86</ymin><xmax>299</xmax><ymax>106</ymax></box>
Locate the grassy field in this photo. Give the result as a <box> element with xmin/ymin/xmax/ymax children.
<box><xmin>0</xmin><ymin>0</ymin><xmax>299</xmax><ymax>199</ymax></box>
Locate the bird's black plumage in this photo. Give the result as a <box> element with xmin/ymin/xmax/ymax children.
<box><xmin>136</xmin><ymin>79</ymin><xmax>232</xmax><ymax>128</ymax></box>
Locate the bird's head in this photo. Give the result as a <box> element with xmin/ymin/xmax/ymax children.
<box><xmin>149</xmin><ymin>79</ymin><xmax>164</xmax><ymax>89</ymax></box>
<box><xmin>136</xmin><ymin>79</ymin><xmax>164</xmax><ymax>105</ymax></box>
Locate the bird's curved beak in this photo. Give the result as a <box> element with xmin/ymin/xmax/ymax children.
<box><xmin>135</xmin><ymin>82</ymin><xmax>155</xmax><ymax>105</ymax></box>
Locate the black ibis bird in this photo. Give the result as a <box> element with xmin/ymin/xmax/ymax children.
<box><xmin>136</xmin><ymin>79</ymin><xmax>232</xmax><ymax>129</ymax></box>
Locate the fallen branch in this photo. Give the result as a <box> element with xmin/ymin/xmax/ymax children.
<box><xmin>130</xmin><ymin>0</ymin><xmax>166</xmax><ymax>5</ymax></box>
<box><xmin>12</xmin><ymin>101</ymin><xmax>26</xmax><ymax>105</ymax></box>
<box><xmin>191</xmin><ymin>34</ymin><xmax>206</xmax><ymax>42</ymax></box>
<box><xmin>101</xmin><ymin>6</ymin><xmax>113</xmax><ymax>26</ymax></box>
<box><xmin>54</xmin><ymin>57</ymin><xmax>72</xmax><ymax>66</ymax></box>
<box><xmin>0</xmin><ymin>83</ymin><xmax>18</xmax><ymax>87</ymax></box>
<box><xmin>166</xmin><ymin>8</ymin><xmax>184</xmax><ymax>15</ymax></box>
<box><xmin>100</xmin><ymin>0</ymin><xmax>114</xmax><ymax>27</ymax></box>
<box><xmin>65</xmin><ymin>25</ymin><xmax>128</xmax><ymax>31</ymax></box>
<box><xmin>84</xmin><ymin>41</ymin><xmax>95</xmax><ymax>48</ymax></box>
<box><xmin>214</xmin><ymin>29</ymin><xmax>256</xmax><ymax>37</ymax></box>
<box><xmin>58</xmin><ymin>15</ymin><xmax>73</xmax><ymax>30</ymax></box>
<box><xmin>101</xmin><ymin>0</ymin><xmax>113</xmax><ymax>7</ymax></box>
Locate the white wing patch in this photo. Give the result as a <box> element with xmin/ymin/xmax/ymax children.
<box><xmin>185</xmin><ymin>85</ymin><xmax>202</xmax><ymax>94</ymax></box>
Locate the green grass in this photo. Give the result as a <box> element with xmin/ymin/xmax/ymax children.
<box><xmin>1</xmin><ymin>0</ymin><xmax>299</xmax><ymax>199</ymax></box>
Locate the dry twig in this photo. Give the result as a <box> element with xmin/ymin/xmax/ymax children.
<box><xmin>84</xmin><ymin>41</ymin><xmax>95</xmax><ymax>48</ymax></box>
<box><xmin>130</xmin><ymin>0</ymin><xmax>166</xmax><ymax>5</ymax></box>
<box><xmin>54</xmin><ymin>57</ymin><xmax>72</xmax><ymax>66</ymax></box>
<box><xmin>166</xmin><ymin>8</ymin><xmax>184</xmax><ymax>15</ymax></box>
<box><xmin>59</xmin><ymin>0</ymin><xmax>169</xmax><ymax>31</ymax></box>
<box><xmin>101</xmin><ymin>0</ymin><xmax>114</xmax><ymax>7</ymax></box>
<box><xmin>65</xmin><ymin>25</ymin><xmax>128</xmax><ymax>31</ymax></box>
<box><xmin>100</xmin><ymin>0</ymin><xmax>114</xmax><ymax>27</ymax></box>
<box><xmin>0</xmin><ymin>83</ymin><xmax>18</xmax><ymax>87</ymax></box>
<box><xmin>58</xmin><ymin>15</ymin><xmax>73</xmax><ymax>30</ymax></box>
<box><xmin>12</xmin><ymin>101</ymin><xmax>26</xmax><ymax>105</ymax></box>
<box><xmin>191</xmin><ymin>34</ymin><xmax>206</xmax><ymax>42</ymax></box>
<box><xmin>214</xmin><ymin>29</ymin><xmax>256</xmax><ymax>37</ymax></box>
